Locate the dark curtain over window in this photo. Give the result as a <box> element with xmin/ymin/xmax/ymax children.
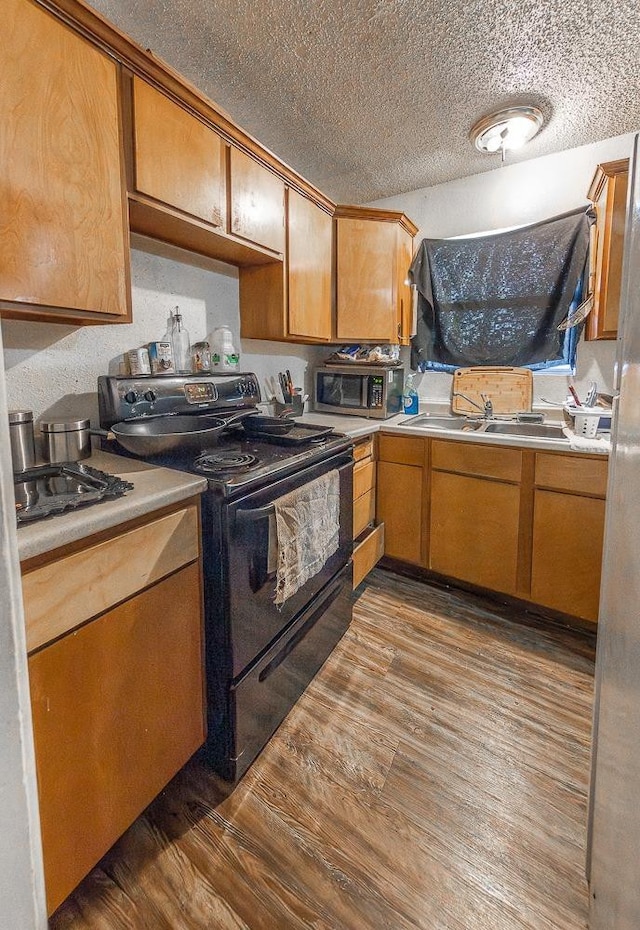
<box><xmin>409</xmin><ymin>207</ymin><xmax>596</xmax><ymax>372</ymax></box>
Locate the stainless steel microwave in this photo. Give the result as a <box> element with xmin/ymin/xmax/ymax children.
<box><xmin>314</xmin><ymin>365</ymin><xmax>404</xmax><ymax>419</ymax></box>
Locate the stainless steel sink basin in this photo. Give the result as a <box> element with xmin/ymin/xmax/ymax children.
<box><xmin>481</xmin><ymin>422</ymin><xmax>566</xmax><ymax>439</ymax></box>
<box><xmin>400</xmin><ymin>414</ymin><xmax>484</xmax><ymax>431</ymax></box>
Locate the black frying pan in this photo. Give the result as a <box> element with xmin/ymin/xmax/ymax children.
<box><xmin>241</xmin><ymin>414</ymin><xmax>295</xmax><ymax>437</ymax></box>
<box><xmin>95</xmin><ymin>415</ymin><xmax>227</xmax><ymax>456</ymax></box>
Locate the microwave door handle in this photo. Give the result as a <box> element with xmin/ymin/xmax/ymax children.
<box><xmin>364</xmin><ymin>375</ymin><xmax>371</xmax><ymax>407</ymax></box>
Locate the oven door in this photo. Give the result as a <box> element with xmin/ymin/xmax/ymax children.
<box><xmin>225</xmin><ymin>451</ymin><xmax>353</xmax><ymax>678</ymax></box>
<box><xmin>228</xmin><ymin>561</ymin><xmax>352</xmax><ymax>781</ymax></box>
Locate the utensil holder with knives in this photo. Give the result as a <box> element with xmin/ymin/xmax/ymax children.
<box><xmin>275</xmin><ymin>392</ymin><xmax>304</xmax><ymax>417</ymax></box>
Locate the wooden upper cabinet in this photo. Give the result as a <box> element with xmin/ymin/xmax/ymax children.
<box><xmin>335</xmin><ymin>206</ymin><xmax>417</xmax><ymax>344</ymax></box>
<box><xmin>239</xmin><ymin>188</ymin><xmax>333</xmax><ymax>342</ymax></box>
<box><xmin>230</xmin><ymin>147</ymin><xmax>286</xmax><ymax>253</ymax></box>
<box><xmin>586</xmin><ymin>159</ymin><xmax>629</xmax><ymax>341</ymax></box>
<box><xmin>0</xmin><ymin>0</ymin><xmax>130</xmax><ymax>323</ymax></box>
<box><xmin>287</xmin><ymin>189</ymin><xmax>332</xmax><ymax>340</ymax></box>
<box><xmin>131</xmin><ymin>76</ymin><xmax>226</xmax><ymax>228</ymax></box>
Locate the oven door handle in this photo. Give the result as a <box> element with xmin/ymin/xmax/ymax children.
<box><xmin>237</xmin><ymin>506</ymin><xmax>278</xmax><ymax>580</ymax></box>
<box><xmin>236</xmin><ymin>503</ymin><xmax>275</xmax><ymax>522</ymax></box>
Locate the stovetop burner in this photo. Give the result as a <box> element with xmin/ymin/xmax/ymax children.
<box><xmin>194</xmin><ymin>451</ymin><xmax>260</xmax><ymax>475</ymax></box>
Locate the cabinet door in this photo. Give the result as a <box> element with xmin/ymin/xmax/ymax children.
<box><xmin>397</xmin><ymin>228</ymin><xmax>414</xmax><ymax>346</ymax></box>
<box><xmin>377</xmin><ymin>461</ymin><xmax>423</xmax><ymax>565</ymax></box>
<box><xmin>586</xmin><ymin>160</ymin><xmax>629</xmax><ymax>341</ymax></box>
<box><xmin>132</xmin><ymin>76</ymin><xmax>226</xmax><ymax>228</ymax></box>
<box><xmin>29</xmin><ymin>563</ymin><xmax>205</xmax><ymax>915</ymax></box>
<box><xmin>1</xmin><ymin>0</ymin><xmax>129</xmax><ymax>320</ymax></box>
<box><xmin>287</xmin><ymin>189</ymin><xmax>332</xmax><ymax>340</ymax></box>
<box><xmin>336</xmin><ymin>218</ymin><xmax>398</xmax><ymax>341</ymax></box>
<box><xmin>531</xmin><ymin>490</ymin><xmax>605</xmax><ymax>622</ymax></box>
<box><xmin>230</xmin><ymin>147</ymin><xmax>285</xmax><ymax>253</ymax></box>
<box><xmin>429</xmin><ymin>471</ymin><xmax>520</xmax><ymax>595</ymax></box>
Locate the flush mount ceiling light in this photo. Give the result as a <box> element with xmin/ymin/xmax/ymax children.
<box><xmin>470</xmin><ymin>105</ymin><xmax>544</xmax><ymax>160</ymax></box>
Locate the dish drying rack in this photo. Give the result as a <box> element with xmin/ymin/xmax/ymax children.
<box><xmin>564</xmin><ymin>405</ymin><xmax>611</xmax><ymax>438</ymax></box>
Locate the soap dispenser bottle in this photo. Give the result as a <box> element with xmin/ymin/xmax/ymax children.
<box><xmin>402</xmin><ymin>373</ymin><xmax>419</xmax><ymax>415</ymax></box>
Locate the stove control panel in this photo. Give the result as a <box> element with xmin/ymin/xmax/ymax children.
<box><xmin>97</xmin><ymin>373</ymin><xmax>261</xmax><ymax>428</ymax></box>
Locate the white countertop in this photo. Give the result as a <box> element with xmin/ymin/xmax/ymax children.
<box><xmin>18</xmin><ymin>411</ymin><xmax>609</xmax><ymax>563</ymax></box>
<box><xmin>17</xmin><ymin>451</ymin><xmax>208</xmax><ymax>563</ymax></box>
<box><xmin>299</xmin><ymin>408</ymin><xmax>611</xmax><ymax>454</ymax></box>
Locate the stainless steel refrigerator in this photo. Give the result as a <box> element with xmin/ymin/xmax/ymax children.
<box><xmin>588</xmin><ymin>132</ymin><xmax>640</xmax><ymax>929</ymax></box>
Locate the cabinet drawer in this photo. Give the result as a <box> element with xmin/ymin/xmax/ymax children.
<box><xmin>353</xmin><ymin>523</ymin><xmax>385</xmax><ymax>588</ymax></box>
<box><xmin>353</xmin><ymin>488</ymin><xmax>376</xmax><ymax>539</ymax></box>
<box><xmin>22</xmin><ymin>504</ymin><xmax>200</xmax><ymax>653</ymax></box>
<box><xmin>353</xmin><ymin>436</ymin><xmax>375</xmax><ymax>462</ymax></box>
<box><xmin>353</xmin><ymin>459</ymin><xmax>375</xmax><ymax>500</ymax></box>
<box><xmin>432</xmin><ymin>440</ymin><xmax>522</xmax><ymax>482</ymax></box>
<box><xmin>535</xmin><ymin>452</ymin><xmax>608</xmax><ymax>496</ymax></box>
<box><xmin>378</xmin><ymin>434</ymin><xmax>425</xmax><ymax>466</ymax></box>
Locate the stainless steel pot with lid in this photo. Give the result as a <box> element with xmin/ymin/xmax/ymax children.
<box><xmin>41</xmin><ymin>417</ymin><xmax>92</xmax><ymax>463</ymax></box>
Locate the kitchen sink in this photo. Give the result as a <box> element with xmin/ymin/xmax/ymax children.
<box><xmin>400</xmin><ymin>414</ymin><xmax>484</xmax><ymax>431</ymax></box>
<box><xmin>481</xmin><ymin>422</ymin><xmax>566</xmax><ymax>438</ymax></box>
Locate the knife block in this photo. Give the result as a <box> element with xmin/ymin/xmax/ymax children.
<box><xmin>275</xmin><ymin>392</ymin><xmax>304</xmax><ymax>418</ymax></box>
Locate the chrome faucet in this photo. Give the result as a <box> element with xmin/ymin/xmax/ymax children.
<box><xmin>480</xmin><ymin>393</ymin><xmax>493</xmax><ymax>418</ymax></box>
<box><xmin>452</xmin><ymin>391</ymin><xmax>493</xmax><ymax>418</ymax></box>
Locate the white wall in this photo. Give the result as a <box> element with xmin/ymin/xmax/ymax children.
<box><xmin>2</xmin><ymin>241</ymin><xmax>319</xmax><ymax>449</ymax></box>
<box><xmin>370</xmin><ymin>133</ymin><xmax>636</xmax><ymax>405</ymax></box>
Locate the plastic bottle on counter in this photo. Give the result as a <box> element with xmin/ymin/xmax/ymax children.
<box><xmin>210</xmin><ymin>326</ymin><xmax>239</xmax><ymax>371</ymax></box>
<box><xmin>402</xmin><ymin>373</ymin><xmax>419</xmax><ymax>415</ymax></box>
<box><xmin>170</xmin><ymin>306</ymin><xmax>191</xmax><ymax>374</ymax></box>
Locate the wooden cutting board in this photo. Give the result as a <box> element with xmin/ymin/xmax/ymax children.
<box><xmin>451</xmin><ymin>367</ymin><xmax>533</xmax><ymax>415</ymax></box>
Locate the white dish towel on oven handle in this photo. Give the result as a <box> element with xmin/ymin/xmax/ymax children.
<box><xmin>273</xmin><ymin>469</ymin><xmax>340</xmax><ymax>606</ymax></box>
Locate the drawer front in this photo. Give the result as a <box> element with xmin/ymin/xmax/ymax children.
<box><xmin>353</xmin><ymin>459</ymin><xmax>375</xmax><ymax>500</ymax></box>
<box><xmin>378</xmin><ymin>433</ymin><xmax>425</xmax><ymax>466</ymax></box>
<box><xmin>535</xmin><ymin>452</ymin><xmax>608</xmax><ymax>496</ymax></box>
<box><xmin>353</xmin><ymin>523</ymin><xmax>385</xmax><ymax>589</ymax></box>
<box><xmin>22</xmin><ymin>504</ymin><xmax>200</xmax><ymax>653</ymax></box>
<box><xmin>432</xmin><ymin>440</ymin><xmax>522</xmax><ymax>482</ymax></box>
<box><xmin>353</xmin><ymin>436</ymin><xmax>375</xmax><ymax>462</ymax></box>
<box><xmin>353</xmin><ymin>488</ymin><xmax>375</xmax><ymax>539</ymax></box>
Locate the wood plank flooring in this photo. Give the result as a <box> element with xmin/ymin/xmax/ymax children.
<box><xmin>50</xmin><ymin>569</ymin><xmax>596</xmax><ymax>930</ymax></box>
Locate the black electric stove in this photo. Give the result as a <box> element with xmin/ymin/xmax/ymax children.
<box><xmin>97</xmin><ymin>372</ymin><xmax>351</xmax><ymax>497</ymax></box>
<box><xmin>98</xmin><ymin>372</ymin><xmax>354</xmax><ymax>782</ymax></box>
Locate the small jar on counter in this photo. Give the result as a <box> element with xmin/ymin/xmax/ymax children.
<box><xmin>127</xmin><ymin>346</ymin><xmax>151</xmax><ymax>377</ymax></box>
<box><xmin>40</xmin><ymin>418</ymin><xmax>92</xmax><ymax>464</ymax></box>
<box><xmin>192</xmin><ymin>341</ymin><xmax>211</xmax><ymax>373</ymax></box>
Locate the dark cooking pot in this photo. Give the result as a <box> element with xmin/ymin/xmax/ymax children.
<box><xmin>98</xmin><ymin>415</ymin><xmax>227</xmax><ymax>456</ymax></box>
<box><xmin>241</xmin><ymin>414</ymin><xmax>295</xmax><ymax>437</ymax></box>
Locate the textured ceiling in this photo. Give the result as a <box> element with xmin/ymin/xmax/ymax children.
<box><xmin>88</xmin><ymin>0</ymin><xmax>640</xmax><ymax>203</ymax></box>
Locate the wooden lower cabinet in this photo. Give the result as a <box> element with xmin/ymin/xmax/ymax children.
<box><xmin>531</xmin><ymin>491</ymin><xmax>606</xmax><ymax>623</ymax></box>
<box><xmin>24</xmin><ymin>503</ymin><xmax>206</xmax><ymax>915</ymax></box>
<box><xmin>352</xmin><ymin>435</ymin><xmax>384</xmax><ymax>588</ymax></box>
<box><xmin>376</xmin><ymin>435</ymin><xmax>426</xmax><ymax>566</ymax></box>
<box><xmin>376</xmin><ymin>433</ymin><xmax>608</xmax><ymax>623</ymax></box>
<box><xmin>429</xmin><ymin>471</ymin><xmax>520</xmax><ymax>595</ymax></box>
<box><xmin>29</xmin><ymin>563</ymin><xmax>205</xmax><ymax>915</ymax></box>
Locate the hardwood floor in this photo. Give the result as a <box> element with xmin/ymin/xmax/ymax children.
<box><xmin>50</xmin><ymin>569</ymin><xmax>595</xmax><ymax>930</ymax></box>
